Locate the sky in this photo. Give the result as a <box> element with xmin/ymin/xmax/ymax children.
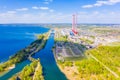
<box><xmin>0</xmin><ymin>0</ymin><xmax>120</xmax><ymax>24</ymax></box>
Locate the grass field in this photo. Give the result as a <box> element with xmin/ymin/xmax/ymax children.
<box><xmin>88</xmin><ymin>44</ymin><xmax>120</xmax><ymax>77</ymax></box>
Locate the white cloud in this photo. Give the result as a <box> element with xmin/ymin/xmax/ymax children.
<box><xmin>43</xmin><ymin>2</ymin><xmax>49</xmax><ymax>4</ymax></box>
<box><xmin>44</xmin><ymin>0</ymin><xmax>53</xmax><ymax>2</ymax></box>
<box><xmin>32</xmin><ymin>6</ymin><xmax>39</xmax><ymax>10</ymax></box>
<box><xmin>7</xmin><ymin>11</ymin><xmax>16</xmax><ymax>14</ymax></box>
<box><xmin>82</xmin><ymin>5</ymin><xmax>93</xmax><ymax>8</ymax></box>
<box><xmin>0</xmin><ymin>12</ymin><xmax>71</xmax><ymax>23</ymax></box>
<box><xmin>82</xmin><ymin>0</ymin><xmax>120</xmax><ymax>8</ymax></box>
<box><xmin>40</xmin><ymin>7</ymin><xmax>49</xmax><ymax>10</ymax></box>
<box><xmin>43</xmin><ymin>0</ymin><xmax>53</xmax><ymax>4</ymax></box>
<box><xmin>32</xmin><ymin>6</ymin><xmax>49</xmax><ymax>10</ymax></box>
<box><xmin>3</xmin><ymin>8</ymin><xmax>28</xmax><ymax>16</ymax></box>
<box><xmin>0</xmin><ymin>11</ymin><xmax>120</xmax><ymax>24</ymax></box>
<box><xmin>49</xmin><ymin>9</ymin><xmax>54</xmax><ymax>12</ymax></box>
<box><xmin>16</xmin><ymin>8</ymin><xmax>28</xmax><ymax>11</ymax></box>
<box><xmin>77</xmin><ymin>11</ymin><xmax>120</xmax><ymax>23</ymax></box>
<box><xmin>93</xmin><ymin>11</ymin><xmax>99</xmax><ymax>15</ymax></box>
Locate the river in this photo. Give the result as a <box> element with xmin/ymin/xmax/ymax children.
<box><xmin>0</xmin><ymin>24</ymin><xmax>49</xmax><ymax>80</ymax></box>
<box><xmin>33</xmin><ymin>32</ymin><xmax>67</xmax><ymax>80</ymax></box>
<box><xmin>0</xmin><ymin>31</ymin><xmax>67</xmax><ymax>80</ymax></box>
<box><xmin>0</xmin><ymin>60</ymin><xmax>30</xmax><ymax>80</ymax></box>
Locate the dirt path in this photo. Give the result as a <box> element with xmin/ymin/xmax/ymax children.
<box><xmin>33</xmin><ymin>62</ymin><xmax>39</xmax><ymax>80</ymax></box>
<box><xmin>89</xmin><ymin>53</ymin><xmax>119</xmax><ymax>78</ymax></box>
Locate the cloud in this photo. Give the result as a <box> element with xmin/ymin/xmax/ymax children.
<box><xmin>32</xmin><ymin>6</ymin><xmax>49</xmax><ymax>10</ymax></box>
<box><xmin>43</xmin><ymin>2</ymin><xmax>49</xmax><ymax>4</ymax></box>
<box><xmin>0</xmin><ymin>12</ymin><xmax>71</xmax><ymax>23</ymax></box>
<box><xmin>7</xmin><ymin>11</ymin><xmax>16</xmax><ymax>14</ymax></box>
<box><xmin>76</xmin><ymin>11</ymin><xmax>120</xmax><ymax>23</ymax></box>
<box><xmin>32</xmin><ymin>6</ymin><xmax>39</xmax><ymax>10</ymax></box>
<box><xmin>1</xmin><ymin>10</ymin><xmax>120</xmax><ymax>24</ymax></box>
<box><xmin>16</xmin><ymin>8</ymin><xmax>28</xmax><ymax>11</ymax></box>
<box><xmin>82</xmin><ymin>5</ymin><xmax>93</xmax><ymax>8</ymax></box>
<box><xmin>40</xmin><ymin>7</ymin><xmax>49</xmax><ymax>10</ymax></box>
<box><xmin>43</xmin><ymin>0</ymin><xmax>53</xmax><ymax>4</ymax></box>
<box><xmin>49</xmin><ymin>9</ymin><xmax>54</xmax><ymax>12</ymax></box>
<box><xmin>82</xmin><ymin>0</ymin><xmax>120</xmax><ymax>8</ymax></box>
<box><xmin>44</xmin><ymin>0</ymin><xmax>53</xmax><ymax>2</ymax></box>
<box><xmin>2</xmin><ymin>8</ymin><xmax>28</xmax><ymax>15</ymax></box>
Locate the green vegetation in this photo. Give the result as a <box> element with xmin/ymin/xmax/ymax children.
<box><xmin>90</xmin><ymin>35</ymin><xmax>95</xmax><ymax>39</ymax></box>
<box><xmin>64</xmin><ymin>57</ymin><xmax>85</xmax><ymax>61</ymax></box>
<box><xmin>33</xmin><ymin>61</ymin><xmax>44</xmax><ymax>80</ymax></box>
<box><xmin>58</xmin><ymin>55</ymin><xmax>118</xmax><ymax>80</ymax></box>
<box><xmin>57</xmin><ymin>60</ymin><xmax>73</xmax><ymax>69</ymax></box>
<box><xmin>80</xmin><ymin>38</ymin><xmax>94</xmax><ymax>44</ymax></box>
<box><xmin>0</xmin><ymin>33</ymin><xmax>48</xmax><ymax>73</ymax></box>
<box><xmin>55</xmin><ymin>35</ymin><xmax>68</xmax><ymax>42</ymax></box>
<box><xmin>107</xmin><ymin>42</ymin><xmax>120</xmax><ymax>46</ymax></box>
<box><xmin>87</xmin><ymin>45</ymin><xmax>120</xmax><ymax>77</ymax></box>
<box><xmin>74</xmin><ymin>58</ymin><xmax>116</xmax><ymax>80</ymax></box>
<box><xmin>36</xmin><ymin>34</ymin><xmax>44</xmax><ymax>39</ymax></box>
<box><xmin>9</xmin><ymin>59</ymin><xmax>44</xmax><ymax>80</ymax></box>
<box><xmin>57</xmin><ymin>41</ymin><xmax>120</xmax><ymax>79</ymax></box>
<box><xmin>9</xmin><ymin>32</ymin><xmax>49</xmax><ymax>80</ymax></box>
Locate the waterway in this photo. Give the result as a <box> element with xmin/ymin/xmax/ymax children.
<box><xmin>0</xmin><ymin>60</ymin><xmax>30</xmax><ymax>80</ymax></box>
<box><xmin>0</xmin><ymin>24</ymin><xmax>49</xmax><ymax>79</ymax></box>
<box><xmin>0</xmin><ymin>28</ymin><xmax>67</xmax><ymax>80</ymax></box>
<box><xmin>33</xmin><ymin>33</ymin><xmax>67</xmax><ymax>80</ymax></box>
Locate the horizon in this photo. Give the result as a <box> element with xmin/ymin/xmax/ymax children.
<box><xmin>0</xmin><ymin>23</ymin><xmax>120</xmax><ymax>25</ymax></box>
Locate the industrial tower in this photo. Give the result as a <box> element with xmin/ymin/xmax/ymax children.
<box><xmin>72</xmin><ymin>14</ymin><xmax>78</xmax><ymax>34</ymax></box>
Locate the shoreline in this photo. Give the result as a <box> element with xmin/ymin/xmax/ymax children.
<box><xmin>0</xmin><ymin>32</ymin><xmax>49</xmax><ymax>77</ymax></box>
<box><xmin>0</xmin><ymin>64</ymin><xmax>15</xmax><ymax>77</ymax></box>
<box><xmin>8</xmin><ymin>31</ymin><xmax>51</xmax><ymax>80</ymax></box>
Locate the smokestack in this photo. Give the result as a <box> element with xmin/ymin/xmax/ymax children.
<box><xmin>72</xmin><ymin>13</ymin><xmax>78</xmax><ymax>34</ymax></box>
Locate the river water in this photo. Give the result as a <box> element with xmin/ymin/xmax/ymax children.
<box><xmin>0</xmin><ymin>26</ymin><xmax>67</xmax><ymax>80</ymax></box>
<box><xmin>0</xmin><ymin>60</ymin><xmax>30</xmax><ymax>80</ymax></box>
<box><xmin>33</xmin><ymin>33</ymin><xmax>67</xmax><ymax>80</ymax></box>
<box><xmin>0</xmin><ymin>24</ymin><xmax>49</xmax><ymax>80</ymax></box>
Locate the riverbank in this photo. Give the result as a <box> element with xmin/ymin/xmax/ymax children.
<box><xmin>52</xmin><ymin>47</ymin><xmax>79</xmax><ymax>80</ymax></box>
<box><xmin>0</xmin><ymin>32</ymin><xmax>49</xmax><ymax>76</ymax></box>
<box><xmin>0</xmin><ymin>64</ymin><xmax>15</xmax><ymax>77</ymax></box>
<box><xmin>57</xmin><ymin>62</ymin><xmax>79</xmax><ymax>80</ymax></box>
<box><xmin>9</xmin><ymin>59</ymin><xmax>44</xmax><ymax>80</ymax></box>
<box><xmin>33</xmin><ymin>31</ymin><xmax>68</xmax><ymax>80</ymax></box>
<box><xmin>9</xmin><ymin>31</ymin><xmax>52</xmax><ymax>80</ymax></box>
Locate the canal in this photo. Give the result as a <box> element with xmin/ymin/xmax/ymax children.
<box><xmin>0</xmin><ymin>32</ymin><xmax>67</xmax><ymax>80</ymax></box>
<box><xmin>0</xmin><ymin>60</ymin><xmax>30</xmax><ymax>80</ymax></box>
<box><xmin>33</xmin><ymin>33</ymin><xmax>67</xmax><ymax>80</ymax></box>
